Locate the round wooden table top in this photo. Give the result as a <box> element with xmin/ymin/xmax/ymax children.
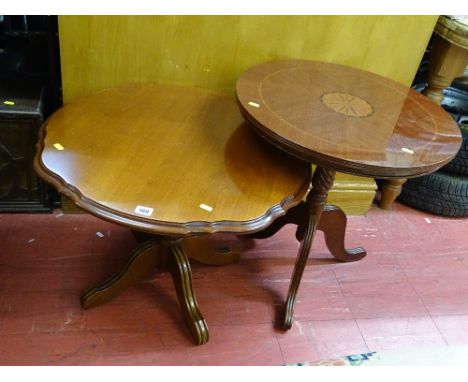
<box><xmin>34</xmin><ymin>84</ymin><xmax>310</xmax><ymax>236</ymax></box>
<box><xmin>236</xmin><ymin>60</ymin><xmax>463</xmax><ymax>178</ymax></box>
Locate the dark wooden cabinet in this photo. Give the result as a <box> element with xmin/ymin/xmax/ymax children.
<box><xmin>0</xmin><ymin>15</ymin><xmax>62</xmax><ymax>212</ymax></box>
<box><xmin>0</xmin><ymin>85</ymin><xmax>52</xmax><ymax>211</ymax></box>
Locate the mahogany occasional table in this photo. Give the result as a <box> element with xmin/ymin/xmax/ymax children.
<box><xmin>236</xmin><ymin>59</ymin><xmax>463</xmax><ymax>329</ymax></box>
<box><xmin>34</xmin><ymin>83</ymin><xmax>361</xmax><ymax>345</ymax></box>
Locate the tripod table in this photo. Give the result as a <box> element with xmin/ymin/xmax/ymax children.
<box><xmin>236</xmin><ymin>59</ymin><xmax>463</xmax><ymax>329</ymax></box>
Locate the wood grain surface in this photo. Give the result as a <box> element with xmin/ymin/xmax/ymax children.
<box><xmin>59</xmin><ymin>16</ymin><xmax>439</xmax><ymax>217</ymax></box>
<box><xmin>34</xmin><ymin>84</ymin><xmax>311</xmax><ymax>235</ymax></box>
<box><xmin>58</xmin><ymin>16</ymin><xmax>437</xmax><ymax>102</ymax></box>
<box><xmin>236</xmin><ymin>60</ymin><xmax>462</xmax><ymax>178</ymax></box>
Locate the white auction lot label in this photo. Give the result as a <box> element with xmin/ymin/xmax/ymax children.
<box><xmin>134</xmin><ymin>205</ymin><xmax>154</xmax><ymax>217</ymax></box>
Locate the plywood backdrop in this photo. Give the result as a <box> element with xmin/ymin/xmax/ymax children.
<box><xmin>57</xmin><ymin>15</ymin><xmax>438</xmax><ymax>214</ymax></box>
<box><xmin>59</xmin><ymin>15</ymin><xmax>437</xmax><ymax>102</ymax></box>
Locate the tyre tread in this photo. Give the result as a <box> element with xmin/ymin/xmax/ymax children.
<box><xmin>398</xmin><ymin>171</ymin><xmax>468</xmax><ymax>217</ymax></box>
<box><xmin>442</xmin><ymin>123</ymin><xmax>468</xmax><ymax>176</ymax></box>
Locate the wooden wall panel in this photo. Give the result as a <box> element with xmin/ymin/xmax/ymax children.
<box><xmin>58</xmin><ymin>16</ymin><xmax>437</xmax><ymax>102</ymax></box>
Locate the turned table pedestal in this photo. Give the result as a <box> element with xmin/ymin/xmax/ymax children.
<box><xmin>236</xmin><ymin>59</ymin><xmax>462</xmax><ymax>328</ymax></box>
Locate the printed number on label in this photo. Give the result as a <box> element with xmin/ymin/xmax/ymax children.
<box><xmin>134</xmin><ymin>205</ymin><xmax>154</xmax><ymax>217</ymax></box>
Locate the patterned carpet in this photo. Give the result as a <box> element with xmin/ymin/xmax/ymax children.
<box><xmin>287</xmin><ymin>346</ymin><xmax>468</xmax><ymax>366</ymax></box>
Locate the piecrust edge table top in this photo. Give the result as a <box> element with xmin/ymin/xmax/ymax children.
<box><xmin>34</xmin><ymin>83</ymin><xmax>312</xmax><ymax>236</ymax></box>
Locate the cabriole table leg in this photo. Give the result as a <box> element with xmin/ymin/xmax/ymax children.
<box><xmin>283</xmin><ymin>166</ymin><xmax>336</xmax><ymax>329</ymax></box>
<box><xmin>80</xmin><ymin>238</ymin><xmax>162</xmax><ymax>309</ymax></box>
<box><xmin>169</xmin><ymin>242</ymin><xmax>209</xmax><ymax>345</ymax></box>
<box><xmin>246</xmin><ymin>202</ymin><xmax>366</xmax><ymax>263</ymax></box>
<box><xmin>318</xmin><ymin>205</ymin><xmax>367</xmax><ymax>262</ymax></box>
<box><xmin>80</xmin><ymin>237</ymin><xmax>209</xmax><ymax>345</ymax></box>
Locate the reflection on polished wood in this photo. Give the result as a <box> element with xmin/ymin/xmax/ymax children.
<box><xmin>236</xmin><ymin>60</ymin><xmax>462</xmax><ymax>179</ymax></box>
<box><xmin>34</xmin><ymin>84</ymin><xmax>310</xmax><ymax>236</ymax></box>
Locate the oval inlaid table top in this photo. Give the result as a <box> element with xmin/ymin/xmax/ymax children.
<box><xmin>236</xmin><ymin>60</ymin><xmax>462</xmax><ymax>178</ymax></box>
<box><xmin>34</xmin><ymin>84</ymin><xmax>311</xmax><ymax>235</ymax></box>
